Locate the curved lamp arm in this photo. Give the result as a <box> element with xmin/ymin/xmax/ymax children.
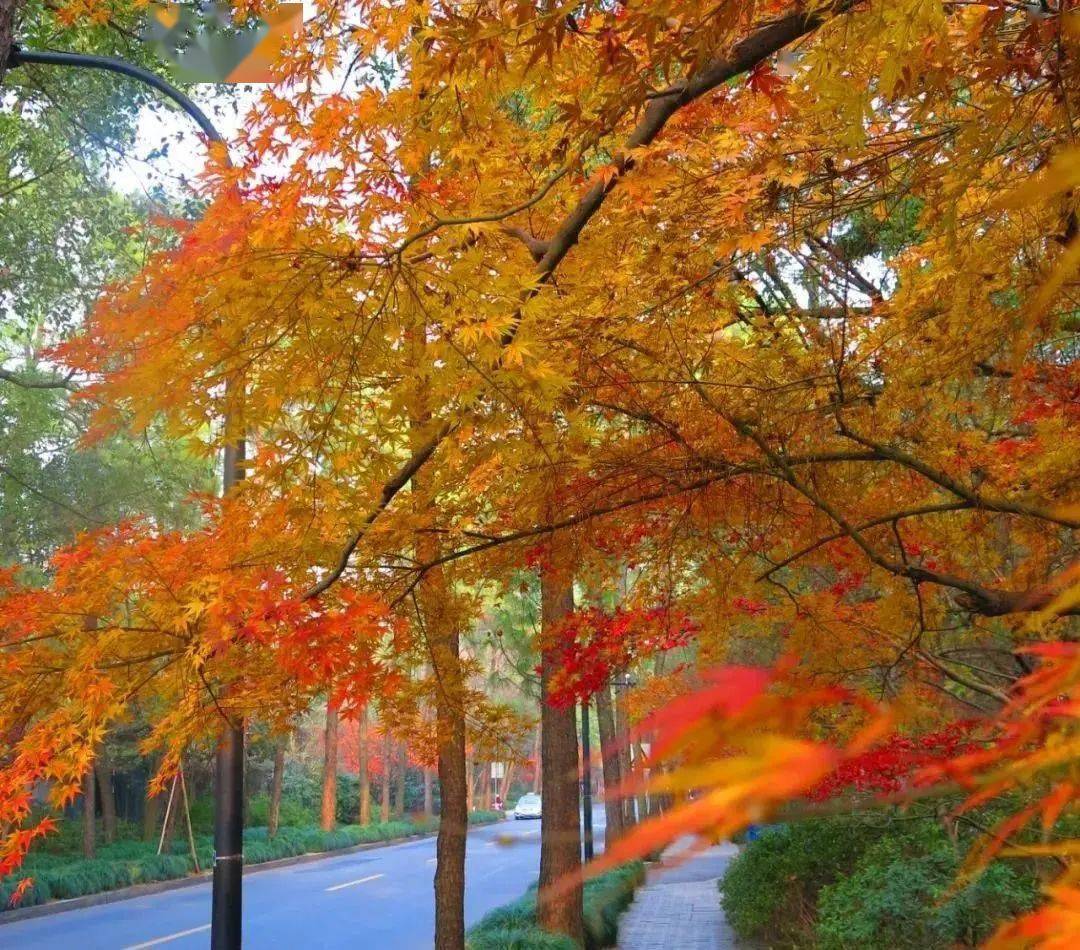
<box><xmin>7</xmin><ymin>46</ymin><xmax>223</xmax><ymax>145</ymax></box>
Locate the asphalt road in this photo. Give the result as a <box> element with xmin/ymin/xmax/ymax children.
<box><xmin>0</xmin><ymin>808</ymin><xmax>606</xmax><ymax>949</ymax></box>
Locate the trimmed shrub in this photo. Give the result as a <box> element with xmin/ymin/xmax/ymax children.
<box><xmin>468</xmin><ymin>928</ymin><xmax>576</xmax><ymax>950</ymax></box>
<box><xmin>815</xmin><ymin>828</ymin><xmax>1039</xmax><ymax>949</ymax></box>
<box><xmin>721</xmin><ymin>817</ymin><xmax>876</xmax><ymax>945</ymax></box>
<box><xmin>721</xmin><ymin>815</ymin><xmax>1043</xmax><ymax>950</ymax></box>
<box><xmin>581</xmin><ymin>862</ymin><xmax>645</xmax><ymax>946</ymax></box>
<box><xmin>468</xmin><ymin>810</ymin><xmax>504</xmax><ymax>825</ymax></box>
<box><xmin>467</xmin><ymin>862</ymin><xmax>645</xmax><ymax>950</ymax></box>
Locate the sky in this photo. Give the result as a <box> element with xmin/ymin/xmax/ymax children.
<box><xmin>108</xmin><ymin>82</ymin><xmax>254</xmax><ymax>197</ymax></box>
<box><xmin>109</xmin><ymin>1</ymin><xmax>325</xmax><ymax>198</ymax></box>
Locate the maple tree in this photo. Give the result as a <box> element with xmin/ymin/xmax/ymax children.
<box><xmin>2</xmin><ymin>0</ymin><xmax>1080</xmax><ymax>946</ymax></box>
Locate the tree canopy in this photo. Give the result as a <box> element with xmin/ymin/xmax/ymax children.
<box><xmin>2</xmin><ymin>0</ymin><xmax>1080</xmax><ymax>944</ymax></box>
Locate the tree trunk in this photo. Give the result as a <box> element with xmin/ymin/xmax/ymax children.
<box><xmin>394</xmin><ymin>741</ymin><xmax>406</xmax><ymax>818</ymax></box>
<box><xmin>0</xmin><ymin>0</ymin><xmax>22</xmax><ymax>87</ymax></box>
<box><xmin>359</xmin><ymin>706</ymin><xmax>372</xmax><ymax>826</ymax></box>
<box><xmin>143</xmin><ymin>787</ymin><xmax>162</xmax><ymax>842</ymax></box>
<box><xmin>321</xmin><ymin>700</ymin><xmax>339</xmax><ymax>831</ymax></box>
<box><xmin>595</xmin><ymin>682</ymin><xmax>624</xmax><ymax>847</ymax></box>
<box><xmin>614</xmin><ymin>676</ymin><xmax>637</xmax><ymax>830</ymax></box>
<box><xmin>96</xmin><ymin>748</ymin><xmax>117</xmax><ymax>844</ymax></box>
<box><xmin>380</xmin><ymin>728</ymin><xmax>391</xmax><ymax>823</ymax></box>
<box><xmin>501</xmin><ymin>761</ymin><xmax>517</xmax><ymax>809</ymax></box>
<box><xmin>537</xmin><ymin>561</ymin><xmax>584</xmax><ymax>943</ymax></box>
<box><xmin>423</xmin><ymin>767</ymin><xmax>434</xmax><ymax>818</ymax></box>
<box><xmin>481</xmin><ymin>764</ymin><xmax>492</xmax><ymax>811</ymax></box>
<box><xmin>408</xmin><ymin>328</ymin><xmax>468</xmax><ymax>950</ymax></box>
<box><xmin>82</xmin><ymin>765</ymin><xmax>96</xmax><ymax>859</ymax></box>
<box><xmin>268</xmin><ymin>740</ymin><xmax>286</xmax><ymax>837</ymax></box>
<box><xmin>432</xmin><ymin>629</ymin><xmax>467</xmax><ymax>950</ymax></box>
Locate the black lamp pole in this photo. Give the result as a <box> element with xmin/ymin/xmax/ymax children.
<box><xmin>6</xmin><ymin>47</ymin><xmax>222</xmax><ymax>141</ymax></box>
<box><xmin>5</xmin><ymin>45</ymin><xmax>246</xmax><ymax>950</ymax></box>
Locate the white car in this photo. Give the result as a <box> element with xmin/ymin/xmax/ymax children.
<box><xmin>513</xmin><ymin>793</ymin><xmax>542</xmax><ymax>820</ymax></box>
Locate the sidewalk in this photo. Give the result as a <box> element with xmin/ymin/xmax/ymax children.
<box><xmin>617</xmin><ymin>840</ymin><xmax>740</xmax><ymax>950</ymax></box>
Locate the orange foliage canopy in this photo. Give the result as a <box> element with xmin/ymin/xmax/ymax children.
<box><xmin>3</xmin><ymin>1</ymin><xmax>1080</xmax><ymax>942</ymax></box>
<box><xmin>0</xmin><ymin>498</ymin><xmax>399</xmax><ymax>879</ymax></box>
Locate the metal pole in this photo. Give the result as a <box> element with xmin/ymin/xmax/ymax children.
<box><xmin>5</xmin><ymin>47</ymin><xmax>222</xmax><ymax>143</ymax></box>
<box><xmin>581</xmin><ymin>697</ymin><xmax>594</xmax><ymax>862</ymax></box>
<box><xmin>213</xmin><ymin>436</ymin><xmax>246</xmax><ymax>949</ymax></box>
<box><xmin>6</xmin><ymin>45</ymin><xmax>246</xmax><ymax>949</ymax></box>
<box><xmin>212</xmin><ymin>712</ymin><xmax>244</xmax><ymax>949</ymax></box>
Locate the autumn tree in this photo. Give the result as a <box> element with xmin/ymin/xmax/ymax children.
<box><xmin>6</xmin><ymin>0</ymin><xmax>1080</xmax><ymax>945</ymax></box>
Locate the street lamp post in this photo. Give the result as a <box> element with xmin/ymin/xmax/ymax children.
<box><xmin>4</xmin><ymin>45</ymin><xmax>246</xmax><ymax>950</ymax></box>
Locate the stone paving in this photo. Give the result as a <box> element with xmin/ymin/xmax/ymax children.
<box><xmin>617</xmin><ymin>841</ymin><xmax>740</xmax><ymax>950</ymax></box>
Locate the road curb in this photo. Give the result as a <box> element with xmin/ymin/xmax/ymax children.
<box><xmin>0</xmin><ymin>818</ymin><xmax>504</xmax><ymax>926</ymax></box>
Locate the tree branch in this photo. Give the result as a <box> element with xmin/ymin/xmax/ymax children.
<box><xmin>305</xmin><ymin>1</ymin><xmax>865</xmax><ymax>599</ymax></box>
<box><xmin>0</xmin><ymin>366</ymin><xmax>77</xmax><ymax>390</ymax></box>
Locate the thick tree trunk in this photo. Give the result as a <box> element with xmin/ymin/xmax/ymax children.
<box><xmin>394</xmin><ymin>742</ymin><xmax>407</xmax><ymax>818</ymax></box>
<box><xmin>359</xmin><ymin>706</ymin><xmax>372</xmax><ymax>826</ymax></box>
<box><xmin>0</xmin><ymin>0</ymin><xmax>21</xmax><ymax>87</ymax></box>
<box><xmin>380</xmin><ymin>728</ymin><xmax>391</xmax><ymax>823</ymax></box>
<box><xmin>82</xmin><ymin>765</ymin><xmax>96</xmax><ymax>859</ymax></box>
<box><xmin>321</xmin><ymin>701</ymin><xmax>339</xmax><ymax>831</ymax></box>
<box><xmin>268</xmin><ymin>740</ymin><xmax>285</xmax><ymax>837</ymax></box>
<box><xmin>537</xmin><ymin>562</ymin><xmax>584</xmax><ymax>943</ymax></box>
<box><xmin>432</xmin><ymin>627</ymin><xmax>467</xmax><ymax>950</ymax></box>
<box><xmin>96</xmin><ymin>748</ymin><xmax>117</xmax><ymax>844</ymax></box>
<box><xmin>595</xmin><ymin>682</ymin><xmax>624</xmax><ymax>846</ymax></box>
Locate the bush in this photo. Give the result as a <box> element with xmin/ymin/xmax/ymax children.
<box><xmin>721</xmin><ymin>817</ymin><xmax>876</xmax><ymax>945</ymax></box>
<box><xmin>815</xmin><ymin>827</ymin><xmax>1039</xmax><ymax>949</ymax></box>
<box><xmin>469</xmin><ymin>810</ymin><xmax>503</xmax><ymax>825</ymax></box>
<box><xmin>467</xmin><ymin>862</ymin><xmax>645</xmax><ymax>950</ymax></box>
<box><xmin>469</xmin><ymin>928</ymin><xmax>576</xmax><ymax>950</ymax></box>
<box><xmin>721</xmin><ymin>815</ymin><xmax>1043</xmax><ymax>950</ymax></box>
<box><xmin>247</xmin><ymin>793</ymin><xmax>315</xmax><ymax>829</ymax></box>
<box><xmin>581</xmin><ymin>862</ymin><xmax>645</xmax><ymax>946</ymax></box>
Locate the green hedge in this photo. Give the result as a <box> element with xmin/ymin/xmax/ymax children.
<box><xmin>469</xmin><ymin>810</ymin><xmax>504</xmax><ymax>825</ymax></box>
<box><xmin>467</xmin><ymin>861</ymin><xmax>645</xmax><ymax>950</ymax></box>
<box><xmin>815</xmin><ymin>829</ymin><xmax>1039</xmax><ymax>949</ymax></box>
<box><xmin>720</xmin><ymin>817</ymin><xmax>875</xmax><ymax>945</ymax></box>
<box><xmin>1</xmin><ymin>811</ymin><xmax>502</xmax><ymax>912</ymax></box>
<box><xmin>721</xmin><ymin>815</ymin><xmax>1041</xmax><ymax>949</ymax></box>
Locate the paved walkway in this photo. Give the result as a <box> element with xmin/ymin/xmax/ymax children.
<box><xmin>617</xmin><ymin>841</ymin><xmax>740</xmax><ymax>950</ymax></box>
